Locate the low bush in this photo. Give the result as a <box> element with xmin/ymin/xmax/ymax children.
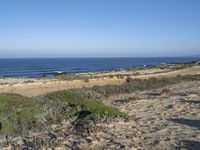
<box><xmin>46</xmin><ymin>90</ymin><xmax>123</xmax><ymax>120</ymax></box>
<box><xmin>90</xmin><ymin>74</ymin><xmax>200</xmax><ymax>97</ymax></box>
<box><xmin>0</xmin><ymin>90</ymin><xmax>122</xmax><ymax>134</ymax></box>
<box><xmin>83</xmin><ymin>78</ymin><xmax>89</xmax><ymax>82</ymax></box>
<box><xmin>9</xmin><ymin>107</ymin><xmax>39</xmax><ymax>124</ymax></box>
<box><xmin>0</xmin><ymin>120</ymin><xmax>15</xmax><ymax>131</ymax></box>
<box><xmin>0</xmin><ymin>93</ymin><xmax>33</xmax><ymax>115</ymax></box>
<box><xmin>125</xmin><ymin>76</ymin><xmax>132</xmax><ymax>82</ymax></box>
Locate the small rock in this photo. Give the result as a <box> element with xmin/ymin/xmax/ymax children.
<box><xmin>86</xmin><ymin>137</ymin><xmax>93</xmax><ymax>143</ymax></box>
<box><xmin>48</xmin><ymin>132</ymin><xmax>57</xmax><ymax>140</ymax></box>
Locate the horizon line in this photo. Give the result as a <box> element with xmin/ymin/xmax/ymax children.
<box><xmin>0</xmin><ymin>56</ymin><xmax>200</xmax><ymax>59</ymax></box>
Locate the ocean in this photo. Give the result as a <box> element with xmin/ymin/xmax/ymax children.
<box><xmin>0</xmin><ymin>57</ymin><xmax>199</xmax><ymax>77</ymax></box>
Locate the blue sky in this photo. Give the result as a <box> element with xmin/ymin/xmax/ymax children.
<box><xmin>0</xmin><ymin>0</ymin><xmax>200</xmax><ymax>57</ymax></box>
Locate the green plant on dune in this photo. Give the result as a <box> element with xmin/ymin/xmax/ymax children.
<box><xmin>46</xmin><ymin>90</ymin><xmax>123</xmax><ymax>121</ymax></box>
<box><xmin>46</xmin><ymin>90</ymin><xmax>84</xmax><ymax>104</ymax></box>
<box><xmin>0</xmin><ymin>93</ymin><xmax>39</xmax><ymax>132</ymax></box>
<box><xmin>0</xmin><ymin>107</ymin><xmax>39</xmax><ymax>132</ymax></box>
<box><xmin>0</xmin><ymin>90</ymin><xmax>122</xmax><ymax>133</ymax></box>
<box><xmin>0</xmin><ymin>93</ymin><xmax>33</xmax><ymax>115</ymax></box>
<box><xmin>83</xmin><ymin>78</ymin><xmax>89</xmax><ymax>82</ymax></box>
<box><xmin>0</xmin><ymin>120</ymin><xmax>15</xmax><ymax>131</ymax></box>
<box><xmin>9</xmin><ymin>106</ymin><xmax>39</xmax><ymax>124</ymax></box>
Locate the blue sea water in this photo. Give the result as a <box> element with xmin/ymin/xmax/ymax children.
<box><xmin>0</xmin><ymin>57</ymin><xmax>199</xmax><ymax>77</ymax></box>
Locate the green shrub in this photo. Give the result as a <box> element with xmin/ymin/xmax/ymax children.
<box><xmin>0</xmin><ymin>93</ymin><xmax>39</xmax><ymax>132</ymax></box>
<box><xmin>83</xmin><ymin>78</ymin><xmax>89</xmax><ymax>82</ymax></box>
<box><xmin>0</xmin><ymin>120</ymin><xmax>15</xmax><ymax>131</ymax></box>
<box><xmin>10</xmin><ymin>107</ymin><xmax>39</xmax><ymax>124</ymax></box>
<box><xmin>0</xmin><ymin>106</ymin><xmax>39</xmax><ymax>131</ymax></box>
<box><xmin>46</xmin><ymin>90</ymin><xmax>84</xmax><ymax>104</ymax></box>
<box><xmin>82</xmin><ymin>100</ymin><xmax>122</xmax><ymax>117</ymax></box>
<box><xmin>46</xmin><ymin>90</ymin><xmax>122</xmax><ymax>120</ymax></box>
<box><xmin>0</xmin><ymin>90</ymin><xmax>122</xmax><ymax>134</ymax></box>
<box><xmin>0</xmin><ymin>93</ymin><xmax>33</xmax><ymax>115</ymax></box>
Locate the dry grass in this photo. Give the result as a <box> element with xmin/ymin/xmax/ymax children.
<box><xmin>86</xmin><ymin>74</ymin><xmax>200</xmax><ymax>97</ymax></box>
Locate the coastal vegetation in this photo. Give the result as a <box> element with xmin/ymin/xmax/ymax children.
<box><xmin>82</xmin><ymin>74</ymin><xmax>200</xmax><ymax>97</ymax></box>
<box><xmin>1</xmin><ymin>73</ymin><xmax>200</xmax><ymax>134</ymax></box>
<box><xmin>0</xmin><ymin>90</ymin><xmax>122</xmax><ymax>135</ymax></box>
<box><xmin>0</xmin><ymin>93</ymin><xmax>38</xmax><ymax>133</ymax></box>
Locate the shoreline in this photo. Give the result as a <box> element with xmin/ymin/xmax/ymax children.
<box><xmin>0</xmin><ymin>58</ymin><xmax>199</xmax><ymax>78</ymax></box>
<box><xmin>1</xmin><ymin>58</ymin><xmax>199</xmax><ymax>78</ymax></box>
<box><xmin>0</xmin><ymin>60</ymin><xmax>199</xmax><ymax>97</ymax></box>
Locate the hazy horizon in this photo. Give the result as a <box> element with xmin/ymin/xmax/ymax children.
<box><xmin>0</xmin><ymin>0</ymin><xmax>200</xmax><ymax>58</ymax></box>
<box><xmin>0</xmin><ymin>56</ymin><xmax>200</xmax><ymax>59</ymax></box>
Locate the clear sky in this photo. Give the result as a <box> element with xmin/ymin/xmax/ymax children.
<box><xmin>0</xmin><ymin>0</ymin><xmax>200</xmax><ymax>58</ymax></box>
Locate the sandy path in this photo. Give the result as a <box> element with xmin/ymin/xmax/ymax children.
<box><xmin>0</xmin><ymin>66</ymin><xmax>199</xmax><ymax>97</ymax></box>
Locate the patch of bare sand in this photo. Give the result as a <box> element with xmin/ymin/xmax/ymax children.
<box><xmin>0</xmin><ymin>77</ymin><xmax>124</xmax><ymax>97</ymax></box>
<box><xmin>91</xmin><ymin>81</ymin><xmax>200</xmax><ymax>149</ymax></box>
